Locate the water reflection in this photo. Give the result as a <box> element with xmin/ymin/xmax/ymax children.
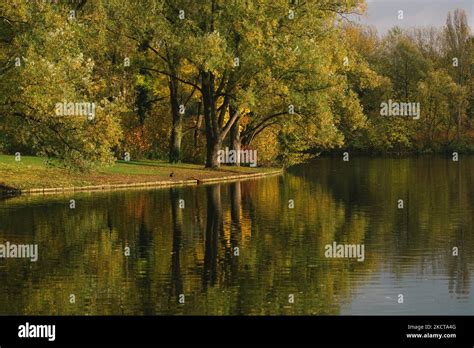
<box><xmin>0</xmin><ymin>157</ymin><xmax>473</xmax><ymax>315</ymax></box>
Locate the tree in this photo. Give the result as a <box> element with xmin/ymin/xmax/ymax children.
<box><xmin>107</xmin><ymin>0</ymin><xmax>199</xmax><ymax>163</ymax></box>
<box><xmin>417</xmin><ymin>70</ymin><xmax>467</xmax><ymax>149</ymax></box>
<box><xmin>443</xmin><ymin>9</ymin><xmax>473</xmax><ymax>142</ymax></box>
<box><xmin>0</xmin><ymin>1</ymin><xmax>123</xmax><ymax>168</ymax></box>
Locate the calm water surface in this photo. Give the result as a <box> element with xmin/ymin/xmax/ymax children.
<box><xmin>0</xmin><ymin>157</ymin><xmax>473</xmax><ymax>315</ymax></box>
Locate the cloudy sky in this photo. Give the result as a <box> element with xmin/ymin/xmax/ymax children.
<box><xmin>353</xmin><ymin>0</ymin><xmax>474</xmax><ymax>34</ymax></box>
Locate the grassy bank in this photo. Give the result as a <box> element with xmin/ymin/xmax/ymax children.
<box><xmin>0</xmin><ymin>155</ymin><xmax>281</xmax><ymax>193</ymax></box>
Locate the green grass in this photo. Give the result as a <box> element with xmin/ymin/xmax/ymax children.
<box><xmin>0</xmin><ymin>155</ymin><xmax>279</xmax><ymax>191</ymax></box>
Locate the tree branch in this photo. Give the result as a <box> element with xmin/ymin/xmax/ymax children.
<box><xmin>141</xmin><ymin>67</ymin><xmax>202</xmax><ymax>91</ymax></box>
<box><xmin>221</xmin><ymin>109</ymin><xmax>240</xmax><ymax>141</ymax></box>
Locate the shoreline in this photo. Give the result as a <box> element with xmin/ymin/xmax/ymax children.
<box><xmin>1</xmin><ymin>169</ymin><xmax>284</xmax><ymax>196</ymax></box>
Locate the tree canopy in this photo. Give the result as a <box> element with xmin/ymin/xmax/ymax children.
<box><xmin>1</xmin><ymin>1</ymin><xmax>474</xmax><ymax>169</ymax></box>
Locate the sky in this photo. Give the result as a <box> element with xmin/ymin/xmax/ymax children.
<box><xmin>353</xmin><ymin>0</ymin><xmax>474</xmax><ymax>34</ymax></box>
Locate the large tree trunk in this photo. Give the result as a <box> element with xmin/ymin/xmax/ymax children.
<box><xmin>192</xmin><ymin>102</ymin><xmax>203</xmax><ymax>160</ymax></box>
<box><xmin>229</xmin><ymin>106</ymin><xmax>241</xmax><ymax>166</ymax></box>
<box><xmin>206</xmin><ymin>136</ymin><xmax>222</xmax><ymax>169</ymax></box>
<box><xmin>168</xmin><ymin>74</ymin><xmax>182</xmax><ymax>163</ymax></box>
<box><xmin>201</xmin><ymin>71</ymin><xmax>240</xmax><ymax>168</ymax></box>
<box><xmin>169</xmin><ymin>116</ymin><xmax>182</xmax><ymax>163</ymax></box>
<box><xmin>202</xmin><ymin>71</ymin><xmax>221</xmax><ymax>168</ymax></box>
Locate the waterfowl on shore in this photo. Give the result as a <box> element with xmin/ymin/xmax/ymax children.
<box><xmin>187</xmin><ymin>177</ymin><xmax>201</xmax><ymax>184</ymax></box>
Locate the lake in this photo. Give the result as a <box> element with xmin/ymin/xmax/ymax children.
<box><xmin>0</xmin><ymin>157</ymin><xmax>473</xmax><ymax>315</ymax></box>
